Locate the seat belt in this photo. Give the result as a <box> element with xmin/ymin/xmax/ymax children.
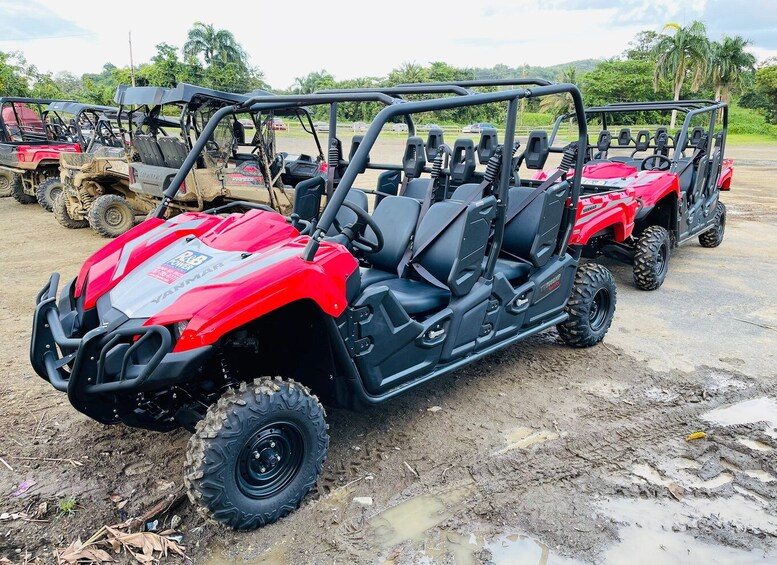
<box><xmin>396</xmin><ymin>177</ymin><xmax>491</xmax><ymax>283</ymax></box>
<box><xmin>505</xmin><ymin>169</ymin><xmax>564</xmax><ymax>224</ymax></box>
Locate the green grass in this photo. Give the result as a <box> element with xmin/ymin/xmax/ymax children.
<box><xmin>57</xmin><ymin>496</ymin><xmax>77</xmax><ymax>517</ymax></box>
<box><xmin>725</xmin><ymin>133</ymin><xmax>777</xmax><ymax>146</ymax></box>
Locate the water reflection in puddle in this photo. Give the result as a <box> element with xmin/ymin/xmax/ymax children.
<box><xmin>703</xmin><ymin>397</ymin><xmax>777</xmax><ymax>438</ymax></box>
<box><xmin>485</xmin><ymin>533</ymin><xmax>584</xmax><ymax>565</ymax></box>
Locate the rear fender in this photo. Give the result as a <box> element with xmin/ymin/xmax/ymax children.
<box><xmin>17</xmin><ymin>144</ymin><xmax>80</xmax><ymax>166</ymax></box>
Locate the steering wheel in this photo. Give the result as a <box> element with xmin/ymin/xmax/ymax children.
<box><xmin>641</xmin><ymin>154</ymin><xmax>672</xmax><ymax>172</ymax></box>
<box><xmin>97</xmin><ymin>121</ymin><xmax>119</xmax><ymax>146</ymax></box>
<box><xmin>333</xmin><ymin>200</ymin><xmax>384</xmax><ymax>253</ymax></box>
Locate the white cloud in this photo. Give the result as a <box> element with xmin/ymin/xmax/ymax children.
<box><xmin>0</xmin><ymin>0</ymin><xmax>773</xmax><ymax>88</ymax></box>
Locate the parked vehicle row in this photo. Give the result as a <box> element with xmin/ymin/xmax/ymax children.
<box><xmin>18</xmin><ymin>78</ymin><xmax>731</xmax><ymax>532</ymax></box>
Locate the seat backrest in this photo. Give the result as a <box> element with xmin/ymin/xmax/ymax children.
<box><xmin>477</xmin><ymin>127</ymin><xmax>498</xmax><ymax>164</ymax></box>
<box><xmin>133</xmin><ymin>134</ymin><xmax>166</xmax><ymax>167</ymax></box>
<box><xmin>596</xmin><ymin>130</ymin><xmax>612</xmax><ymax>153</ymax></box>
<box><xmin>676</xmin><ymin>158</ymin><xmax>695</xmax><ymax>192</ymax></box>
<box><xmin>690</xmin><ymin>127</ymin><xmax>705</xmax><ymax>147</ymax></box>
<box><xmin>364</xmin><ymin>196</ymin><xmax>421</xmax><ymax>272</ymax></box>
<box><xmin>349</xmin><ymin>135</ymin><xmax>369</xmax><ymax>174</ymax></box>
<box><xmin>158</xmin><ymin>136</ymin><xmax>189</xmax><ymax>169</ymax></box>
<box><xmin>414</xmin><ymin>196</ymin><xmax>497</xmax><ymax>296</ymax></box>
<box><xmin>706</xmin><ymin>147</ymin><xmax>722</xmax><ymax>192</ymax></box>
<box><xmin>450</xmin><ymin>138</ymin><xmax>476</xmax><ymax>183</ymax></box>
<box><xmin>523</xmin><ymin>131</ymin><xmax>549</xmax><ymax>170</ymax></box>
<box><xmin>634</xmin><ymin>130</ymin><xmax>650</xmax><ymax>152</ymax></box>
<box><xmin>449</xmin><ymin>182</ymin><xmax>482</xmax><ymax>202</ymax></box>
<box><xmin>375</xmin><ymin>170</ymin><xmax>401</xmax><ymax>205</ymax></box>
<box><xmin>502</xmin><ymin>181</ymin><xmax>570</xmax><ymax>268</ymax></box>
<box><xmin>404</xmin><ymin>178</ymin><xmax>433</xmax><ymax>201</ymax></box>
<box><xmin>293</xmin><ymin>176</ymin><xmax>325</xmax><ymax>222</ymax></box>
<box><xmin>402</xmin><ymin>136</ymin><xmax>426</xmax><ymax>179</ymax></box>
<box><xmin>426</xmin><ymin>128</ymin><xmax>444</xmax><ymax>161</ymax></box>
<box><xmin>617</xmin><ymin>129</ymin><xmax>632</xmax><ymax>147</ymax></box>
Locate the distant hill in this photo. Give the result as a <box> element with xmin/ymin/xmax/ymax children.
<box><xmin>471</xmin><ymin>59</ymin><xmax>602</xmax><ymax>81</ymax></box>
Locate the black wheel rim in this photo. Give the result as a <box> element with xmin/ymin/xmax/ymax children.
<box><xmin>236</xmin><ymin>422</ymin><xmax>304</xmax><ymax>499</ymax></box>
<box><xmin>589</xmin><ymin>288</ymin><xmax>611</xmax><ymax>331</ymax></box>
<box><xmin>105</xmin><ymin>204</ymin><xmax>130</xmax><ymax>228</ymax></box>
<box><xmin>656</xmin><ymin>242</ymin><xmax>668</xmax><ymax>277</ymax></box>
<box><xmin>49</xmin><ymin>185</ymin><xmax>62</xmax><ymax>202</ymax></box>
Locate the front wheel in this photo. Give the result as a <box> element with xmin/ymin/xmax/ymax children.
<box><xmin>557</xmin><ymin>263</ymin><xmax>617</xmax><ymax>348</ymax></box>
<box><xmin>36</xmin><ymin>177</ymin><xmax>64</xmax><ymax>212</ymax></box>
<box><xmin>698</xmin><ymin>202</ymin><xmax>726</xmax><ymax>248</ymax></box>
<box><xmin>88</xmin><ymin>194</ymin><xmax>136</xmax><ymax>237</ymax></box>
<box><xmin>185</xmin><ymin>377</ymin><xmax>329</xmax><ymax>531</ymax></box>
<box><xmin>632</xmin><ymin>225</ymin><xmax>671</xmax><ymax>291</ymax></box>
<box><xmin>53</xmin><ymin>191</ymin><xmax>89</xmax><ymax>229</ymax></box>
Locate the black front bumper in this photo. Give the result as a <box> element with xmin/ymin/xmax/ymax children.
<box><xmin>30</xmin><ymin>274</ymin><xmax>211</xmax><ymax>423</ymax></box>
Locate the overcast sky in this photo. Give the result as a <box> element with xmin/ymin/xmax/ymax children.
<box><xmin>1</xmin><ymin>0</ymin><xmax>775</xmax><ymax>89</ymax></box>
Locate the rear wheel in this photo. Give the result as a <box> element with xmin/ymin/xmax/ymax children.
<box><xmin>185</xmin><ymin>377</ymin><xmax>328</xmax><ymax>531</ymax></box>
<box><xmin>36</xmin><ymin>177</ymin><xmax>64</xmax><ymax>212</ymax></box>
<box><xmin>633</xmin><ymin>226</ymin><xmax>671</xmax><ymax>291</ymax></box>
<box><xmin>557</xmin><ymin>263</ymin><xmax>617</xmax><ymax>348</ymax></box>
<box><xmin>11</xmin><ymin>177</ymin><xmax>36</xmax><ymax>204</ymax></box>
<box><xmin>53</xmin><ymin>191</ymin><xmax>89</xmax><ymax>229</ymax></box>
<box><xmin>699</xmin><ymin>202</ymin><xmax>726</xmax><ymax>248</ymax></box>
<box><xmin>88</xmin><ymin>194</ymin><xmax>136</xmax><ymax>237</ymax></box>
<box><xmin>0</xmin><ymin>170</ymin><xmax>18</xmax><ymax>198</ymax></box>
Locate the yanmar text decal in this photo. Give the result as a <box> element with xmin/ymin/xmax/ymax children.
<box><xmin>148</xmin><ymin>251</ymin><xmax>213</xmax><ymax>284</ymax></box>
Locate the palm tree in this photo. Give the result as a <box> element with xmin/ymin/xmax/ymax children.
<box><xmin>711</xmin><ymin>36</ymin><xmax>756</xmax><ymax>103</ymax></box>
<box><xmin>652</xmin><ymin>21</ymin><xmax>711</xmax><ymax>128</ymax></box>
<box><xmin>388</xmin><ymin>62</ymin><xmax>428</xmax><ymax>85</ymax></box>
<box><xmin>539</xmin><ymin>67</ymin><xmax>577</xmax><ymax>116</ymax></box>
<box><xmin>183</xmin><ymin>22</ymin><xmax>247</xmax><ymax>66</ymax></box>
<box><xmin>292</xmin><ymin>70</ymin><xmax>335</xmax><ymax>94</ymax></box>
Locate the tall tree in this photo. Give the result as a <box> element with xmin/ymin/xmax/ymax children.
<box><xmin>183</xmin><ymin>22</ymin><xmax>247</xmax><ymax>66</ymax></box>
<box><xmin>292</xmin><ymin>70</ymin><xmax>335</xmax><ymax>94</ymax></box>
<box><xmin>710</xmin><ymin>36</ymin><xmax>756</xmax><ymax>103</ymax></box>
<box><xmin>652</xmin><ymin>21</ymin><xmax>711</xmax><ymax>127</ymax></box>
<box><xmin>539</xmin><ymin>67</ymin><xmax>577</xmax><ymax>116</ymax></box>
<box><xmin>387</xmin><ymin>62</ymin><xmax>428</xmax><ymax>85</ymax></box>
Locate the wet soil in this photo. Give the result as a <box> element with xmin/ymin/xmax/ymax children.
<box><xmin>0</xmin><ymin>142</ymin><xmax>776</xmax><ymax>564</ymax></box>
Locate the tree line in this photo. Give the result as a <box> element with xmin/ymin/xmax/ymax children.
<box><xmin>1</xmin><ymin>20</ymin><xmax>775</xmax><ymax>131</ymax></box>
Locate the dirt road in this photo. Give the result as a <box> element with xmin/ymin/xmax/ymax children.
<box><xmin>1</xmin><ymin>144</ymin><xmax>776</xmax><ymax>564</ymax></box>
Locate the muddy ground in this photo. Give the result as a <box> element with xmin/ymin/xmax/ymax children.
<box><xmin>0</xmin><ymin>143</ymin><xmax>776</xmax><ymax>564</ymax></box>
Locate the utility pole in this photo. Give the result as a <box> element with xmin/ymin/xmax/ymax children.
<box><xmin>129</xmin><ymin>31</ymin><xmax>136</xmax><ymax>87</ymax></box>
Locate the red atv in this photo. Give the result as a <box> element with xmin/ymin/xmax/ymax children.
<box><xmin>31</xmin><ymin>85</ymin><xmax>617</xmax><ymax>530</ymax></box>
<box><xmin>536</xmin><ymin>100</ymin><xmax>732</xmax><ymax>290</ymax></box>
<box><xmin>0</xmin><ymin>98</ymin><xmax>82</xmax><ymax>209</ymax></box>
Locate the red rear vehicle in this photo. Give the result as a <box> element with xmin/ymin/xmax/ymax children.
<box><xmin>0</xmin><ymin>98</ymin><xmax>81</xmax><ymax>208</ymax></box>
<box><xmin>534</xmin><ymin>100</ymin><xmax>731</xmax><ymax>290</ymax></box>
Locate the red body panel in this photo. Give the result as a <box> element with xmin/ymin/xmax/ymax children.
<box><xmin>74</xmin><ymin>211</ymin><xmax>358</xmax><ymax>352</ymax></box>
<box><xmin>570</xmin><ymin>188</ymin><xmax>638</xmax><ymax>245</ymax></box>
<box><xmin>15</xmin><ymin>143</ymin><xmax>80</xmax><ymax>165</ymax></box>
<box><xmin>719</xmin><ymin>159</ymin><xmax>734</xmax><ymax>190</ymax></box>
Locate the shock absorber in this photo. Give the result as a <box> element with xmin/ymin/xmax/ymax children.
<box><xmin>483</xmin><ymin>146</ymin><xmax>503</xmax><ymax>185</ymax></box>
<box><xmin>559</xmin><ymin>143</ymin><xmax>578</xmax><ymax>174</ymax></box>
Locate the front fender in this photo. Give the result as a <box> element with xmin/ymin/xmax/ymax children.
<box><xmin>571</xmin><ymin>190</ymin><xmax>638</xmax><ymax>245</ymax></box>
<box><xmin>148</xmin><ymin>240</ymin><xmax>359</xmax><ymax>352</ymax></box>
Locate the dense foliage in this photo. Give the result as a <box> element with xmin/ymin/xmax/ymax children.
<box><xmin>0</xmin><ymin>21</ymin><xmax>774</xmax><ymax>134</ymax></box>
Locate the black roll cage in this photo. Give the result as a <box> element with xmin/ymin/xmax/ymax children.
<box><xmin>45</xmin><ymin>101</ymin><xmax>127</xmax><ymax>150</ymax></box>
<box><xmin>0</xmin><ymin>97</ymin><xmax>75</xmax><ymax>145</ymax></box>
<box><xmin>549</xmin><ymin>100</ymin><xmax>728</xmax><ymax>172</ymax></box>
<box><xmin>155</xmin><ymin>83</ymin><xmax>588</xmax><ymax>272</ymax></box>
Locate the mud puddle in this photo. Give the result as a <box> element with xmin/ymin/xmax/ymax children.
<box><xmin>702</xmin><ymin>397</ymin><xmax>777</xmax><ymax>437</ymax></box>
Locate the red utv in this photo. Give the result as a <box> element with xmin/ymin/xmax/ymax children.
<box><xmin>536</xmin><ymin>100</ymin><xmax>731</xmax><ymax>290</ymax></box>
<box><xmin>31</xmin><ymin>85</ymin><xmax>618</xmax><ymax>530</ymax></box>
<box><xmin>0</xmin><ymin>98</ymin><xmax>84</xmax><ymax>209</ymax></box>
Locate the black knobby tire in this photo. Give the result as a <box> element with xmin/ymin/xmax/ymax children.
<box><xmin>0</xmin><ymin>170</ymin><xmax>18</xmax><ymax>198</ymax></box>
<box><xmin>53</xmin><ymin>192</ymin><xmax>89</xmax><ymax>229</ymax></box>
<box><xmin>36</xmin><ymin>177</ymin><xmax>64</xmax><ymax>212</ymax></box>
<box><xmin>698</xmin><ymin>202</ymin><xmax>726</xmax><ymax>248</ymax></box>
<box><xmin>88</xmin><ymin>194</ymin><xmax>136</xmax><ymax>238</ymax></box>
<box><xmin>557</xmin><ymin>263</ymin><xmax>617</xmax><ymax>348</ymax></box>
<box><xmin>185</xmin><ymin>377</ymin><xmax>329</xmax><ymax>531</ymax></box>
<box><xmin>11</xmin><ymin>177</ymin><xmax>36</xmax><ymax>204</ymax></box>
<box><xmin>632</xmin><ymin>225</ymin><xmax>671</xmax><ymax>291</ymax></box>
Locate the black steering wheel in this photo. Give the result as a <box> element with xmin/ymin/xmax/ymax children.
<box><xmin>97</xmin><ymin>121</ymin><xmax>119</xmax><ymax>146</ymax></box>
<box><xmin>333</xmin><ymin>200</ymin><xmax>384</xmax><ymax>253</ymax></box>
<box><xmin>641</xmin><ymin>154</ymin><xmax>672</xmax><ymax>171</ymax></box>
